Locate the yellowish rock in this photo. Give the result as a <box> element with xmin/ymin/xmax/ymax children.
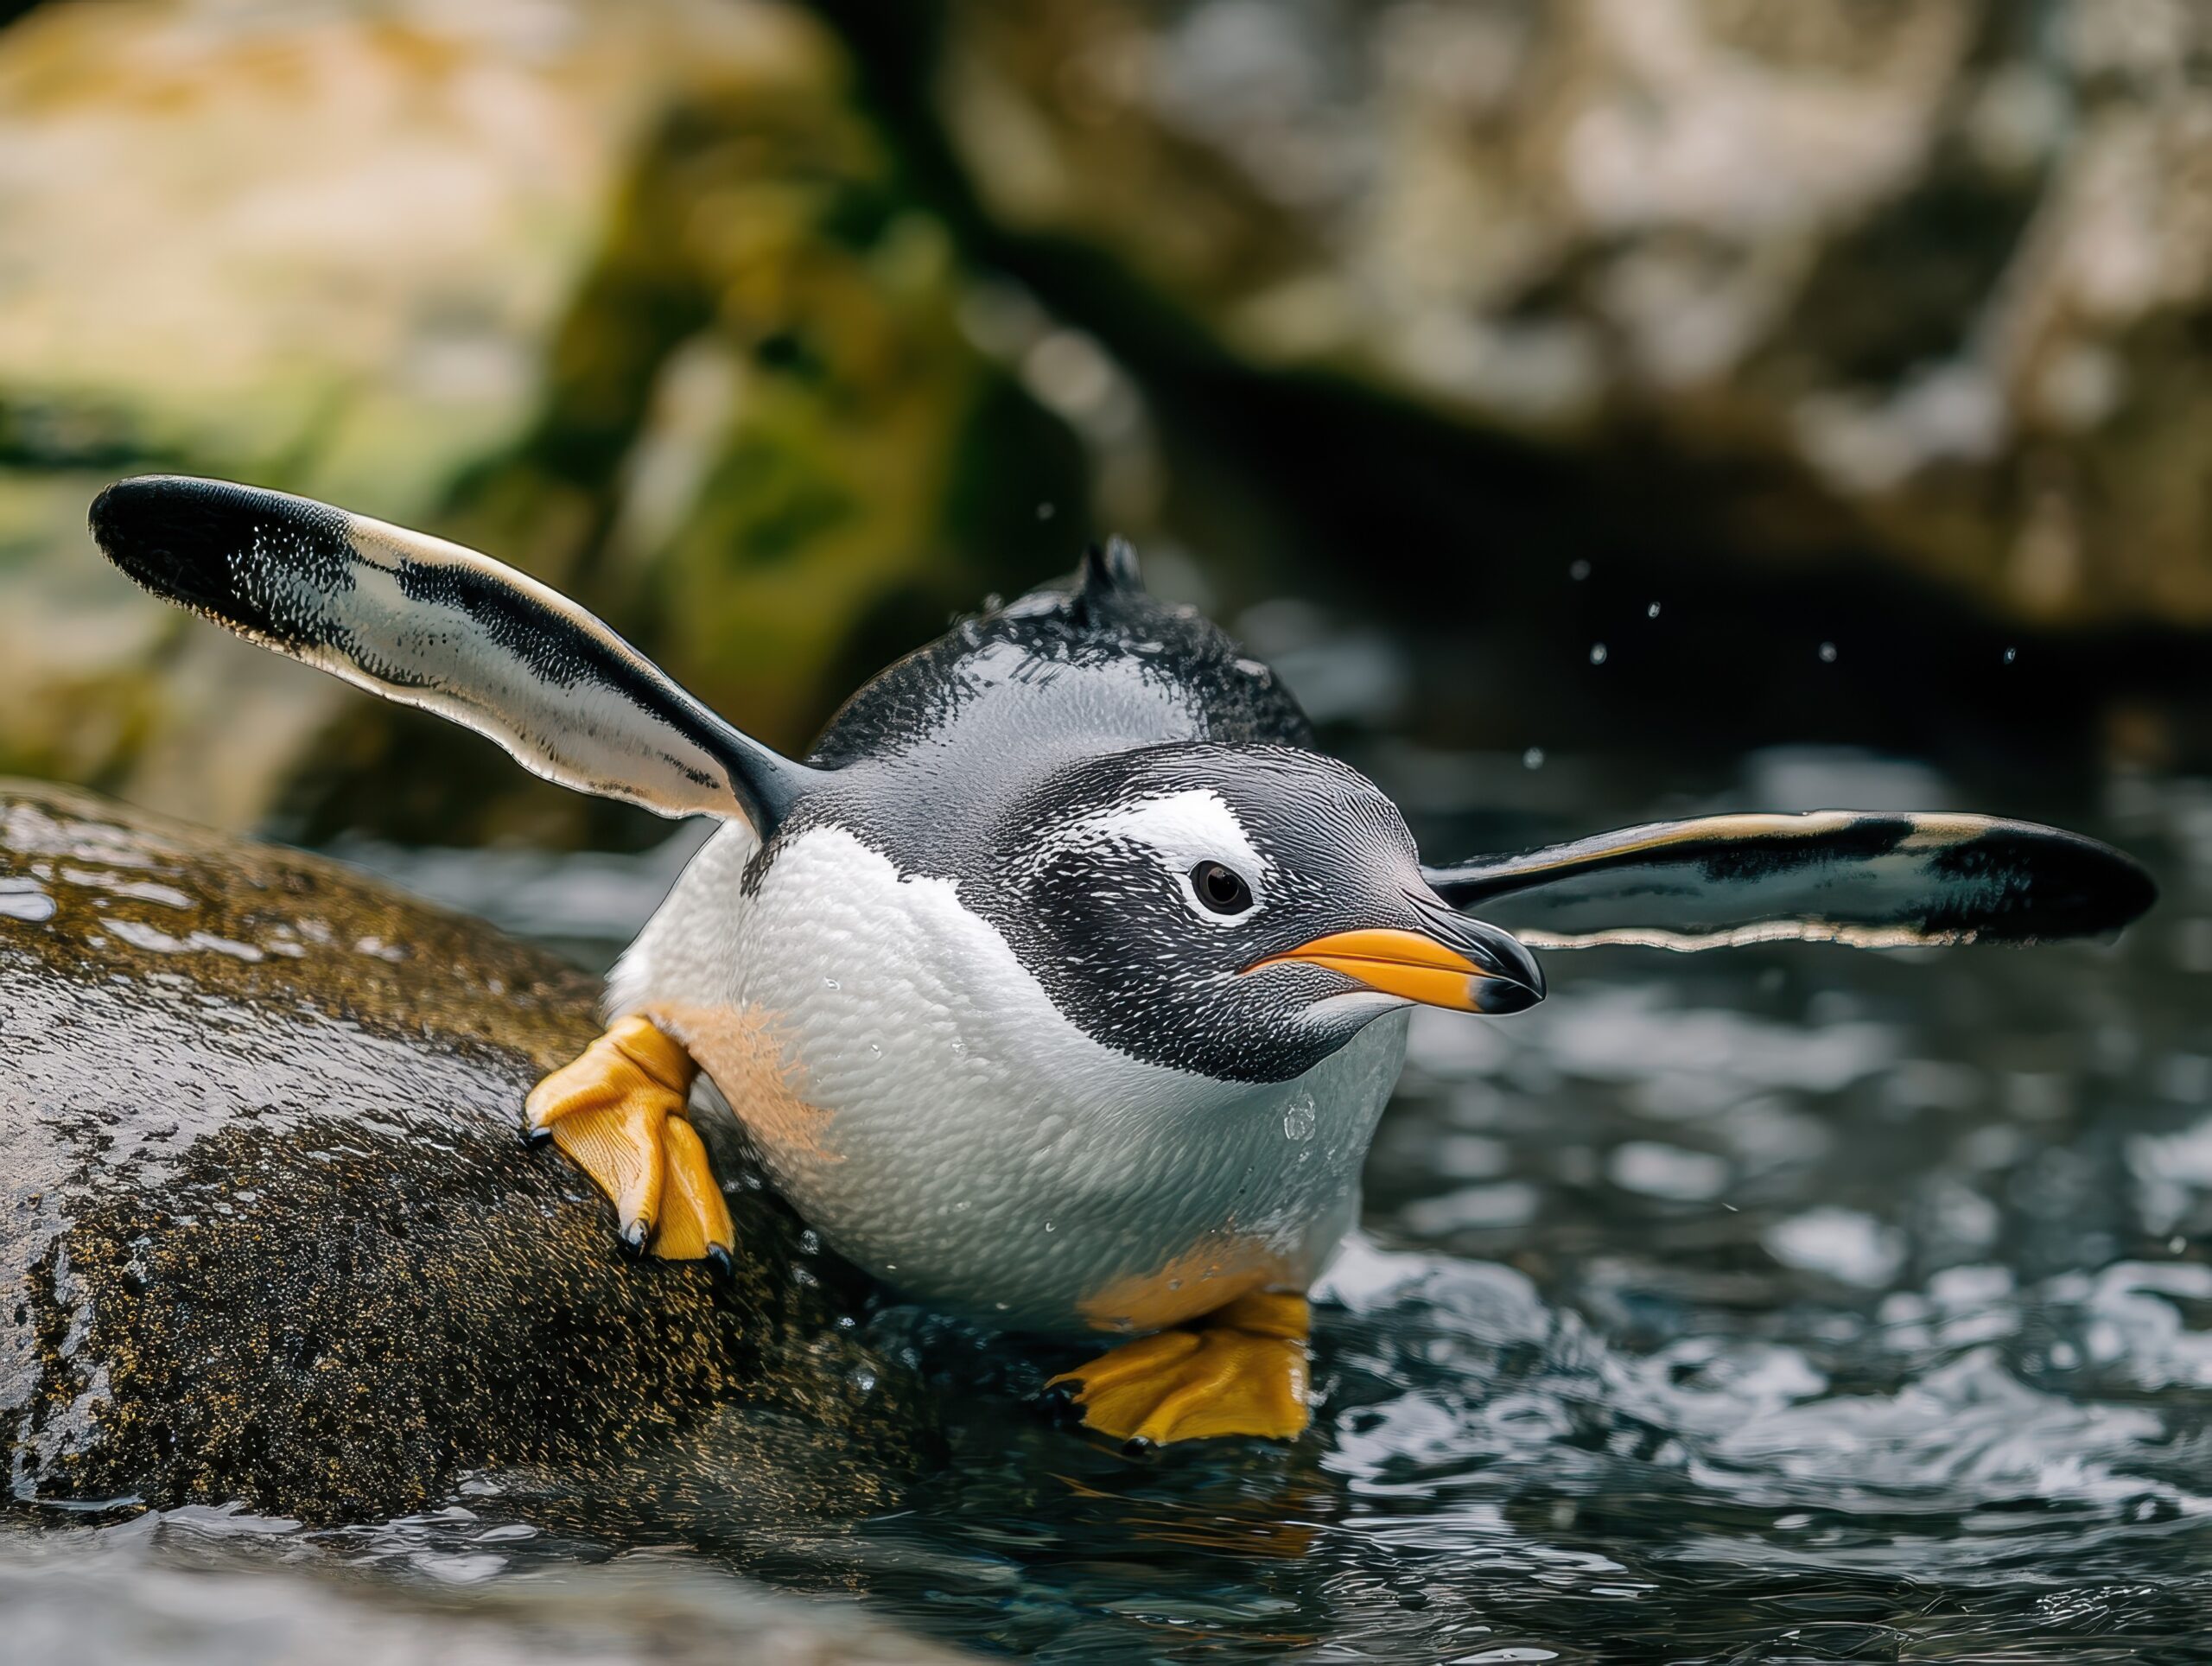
<box><xmin>0</xmin><ymin>0</ymin><xmax>1067</xmax><ymax>839</ymax></box>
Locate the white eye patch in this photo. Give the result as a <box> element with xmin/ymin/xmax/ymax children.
<box><xmin>1053</xmin><ymin>787</ymin><xmax>1270</xmax><ymax>925</ymax></box>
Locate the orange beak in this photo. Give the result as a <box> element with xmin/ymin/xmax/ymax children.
<box><xmin>1247</xmin><ymin>924</ymin><xmax>1544</xmax><ymax>1014</ymax></box>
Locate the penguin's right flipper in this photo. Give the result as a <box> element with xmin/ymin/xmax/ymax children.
<box><xmin>89</xmin><ymin>475</ymin><xmax>821</xmax><ymax>836</ymax></box>
<box><xmin>525</xmin><ymin>1014</ymin><xmax>735</xmax><ymax>1267</ymax></box>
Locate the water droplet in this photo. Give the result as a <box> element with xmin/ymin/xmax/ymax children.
<box><xmin>1818</xmin><ymin>642</ymin><xmax>1838</xmax><ymax>664</ymax></box>
<box><xmin>2004</xmin><ymin>645</ymin><xmax>2018</xmax><ymax>664</ymax></box>
<box><xmin>822</xmin><ymin>976</ymin><xmax>840</xmax><ymax>990</ymax></box>
<box><xmin>1646</xmin><ymin>601</ymin><xmax>1662</xmax><ymax>619</ymax></box>
<box><xmin>1522</xmin><ymin>746</ymin><xmax>1545</xmax><ymax>771</ymax></box>
<box><xmin>1569</xmin><ymin>559</ymin><xmax>1592</xmax><ymax>582</ymax></box>
<box><xmin>1044</xmin><ymin>1220</ymin><xmax>1055</xmax><ymax>1233</ymax></box>
<box><xmin>1283</xmin><ymin>1099</ymin><xmax>1316</xmax><ymax>1141</ymax></box>
<box><xmin>1588</xmin><ymin>643</ymin><xmax>1608</xmax><ymax>665</ymax></box>
<box><xmin>868</xmin><ymin>1041</ymin><xmax>881</xmax><ymax>1056</ymax></box>
<box><xmin>994</xmin><ymin>1301</ymin><xmax>1009</xmax><ymax>1312</ymax></box>
<box><xmin>798</xmin><ymin>1228</ymin><xmax>820</xmax><ymax>1255</ymax></box>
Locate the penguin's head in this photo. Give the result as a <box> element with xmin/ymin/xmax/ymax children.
<box><xmin>986</xmin><ymin>743</ymin><xmax>1544</xmax><ymax>1084</ymax></box>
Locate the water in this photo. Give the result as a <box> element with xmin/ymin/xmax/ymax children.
<box><xmin>18</xmin><ymin>747</ymin><xmax>2212</xmax><ymax>1661</ymax></box>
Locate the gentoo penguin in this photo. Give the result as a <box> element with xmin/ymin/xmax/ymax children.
<box><xmin>89</xmin><ymin>476</ymin><xmax>2156</xmax><ymax>1447</ymax></box>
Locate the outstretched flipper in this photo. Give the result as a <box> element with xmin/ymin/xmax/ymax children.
<box><xmin>88</xmin><ymin>474</ymin><xmax>823</xmax><ymax>830</ymax></box>
<box><xmin>1046</xmin><ymin>1291</ymin><xmax>1311</xmax><ymax>1450</ymax></box>
<box><xmin>1425</xmin><ymin>811</ymin><xmax>2155</xmax><ymax>951</ymax></box>
<box><xmin>89</xmin><ymin>475</ymin><xmax>818</xmax><ymax>1261</ymax></box>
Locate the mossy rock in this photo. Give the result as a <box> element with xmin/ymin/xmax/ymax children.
<box><xmin>0</xmin><ymin>779</ymin><xmax>931</xmax><ymax>1524</ymax></box>
<box><xmin>0</xmin><ymin>0</ymin><xmax>1086</xmax><ymax>844</ymax></box>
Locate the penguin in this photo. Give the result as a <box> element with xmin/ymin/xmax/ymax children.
<box><xmin>88</xmin><ymin>475</ymin><xmax>2156</xmax><ymax>1448</ymax></box>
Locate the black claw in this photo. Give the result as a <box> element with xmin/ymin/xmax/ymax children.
<box><xmin>618</xmin><ymin>1223</ymin><xmax>649</xmax><ymax>1259</ymax></box>
<box><xmin>1120</xmin><ymin>1436</ymin><xmax>1159</xmax><ymax>1459</ymax></box>
<box><xmin>704</xmin><ymin>1243</ymin><xmax>734</xmax><ymax>1279</ymax></box>
<box><xmin>1036</xmin><ymin>1381</ymin><xmax>1083</xmax><ymax>1427</ymax></box>
<box><xmin>523</xmin><ymin>1123</ymin><xmax>553</xmax><ymax>1147</ymax></box>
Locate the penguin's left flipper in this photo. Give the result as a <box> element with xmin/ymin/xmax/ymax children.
<box><xmin>1046</xmin><ymin>1290</ymin><xmax>1310</xmax><ymax>1448</ymax></box>
<box><xmin>524</xmin><ymin>1015</ymin><xmax>735</xmax><ymax>1267</ymax></box>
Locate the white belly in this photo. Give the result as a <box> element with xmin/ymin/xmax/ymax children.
<box><xmin>607</xmin><ymin>822</ymin><xmax>1409</xmax><ymax>1338</ymax></box>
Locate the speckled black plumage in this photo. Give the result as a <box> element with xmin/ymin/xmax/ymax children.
<box><xmin>809</xmin><ymin>543</ymin><xmax>1310</xmax><ymax>766</ymax></box>
<box><xmin>91</xmin><ymin>474</ymin><xmax>354</xmax><ymax>641</ymax></box>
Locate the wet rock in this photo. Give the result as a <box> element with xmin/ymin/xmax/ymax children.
<box><xmin>935</xmin><ymin>0</ymin><xmax>2212</xmax><ymax>628</ymax></box>
<box><xmin>0</xmin><ymin>779</ymin><xmax>931</xmax><ymax>1524</ymax></box>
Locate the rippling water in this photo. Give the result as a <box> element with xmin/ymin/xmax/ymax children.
<box><xmin>18</xmin><ymin>745</ymin><xmax>2212</xmax><ymax>1662</ymax></box>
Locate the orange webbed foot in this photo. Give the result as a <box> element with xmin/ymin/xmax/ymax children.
<box><xmin>525</xmin><ymin>1014</ymin><xmax>734</xmax><ymax>1267</ymax></box>
<box><xmin>1046</xmin><ymin>1290</ymin><xmax>1312</xmax><ymax>1448</ymax></box>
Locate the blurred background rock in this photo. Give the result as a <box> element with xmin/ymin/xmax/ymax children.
<box><xmin>3</xmin><ymin>0</ymin><xmax>2208</xmax><ymax>853</ymax></box>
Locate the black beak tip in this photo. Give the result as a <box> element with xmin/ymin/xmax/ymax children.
<box><xmin>1409</xmin><ymin>890</ymin><xmax>1548</xmax><ymax>1015</ymax></box>
<box><xmin>1515</xmin><ymin>950</ymin><xmax>1546</xmax><ymax>1002</ymax></box>
<box><xmin>1477</xmin><ymin>977</ymin><xmax>1543</xmax><ymax>1016</ymax></box>
<box><xmin>1471</xmin><ymin>922</ymin><xmax>1545</xmax><ymax>1011</ymax></box>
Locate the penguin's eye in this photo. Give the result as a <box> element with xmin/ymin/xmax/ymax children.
<box><xmin>1190</xmin><ymin>861</ymin><xmax>1255</xmax><ymax>917</ymax></box>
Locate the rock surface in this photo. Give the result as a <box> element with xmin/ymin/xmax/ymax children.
<box><xmin>937</xmin><ymin>0</ymin><xmax>2212</xmax><ymax>629</ymax></box>
<box><xmin>0</xmin><ymin>779</ymin><xmax>928</xmax><ymax>1524</ymax></box>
